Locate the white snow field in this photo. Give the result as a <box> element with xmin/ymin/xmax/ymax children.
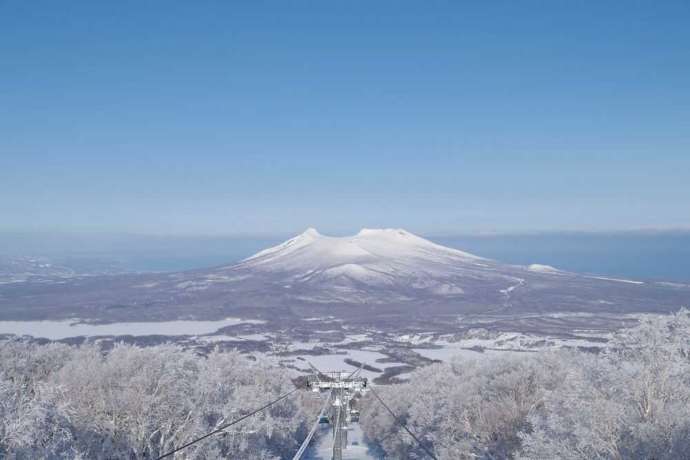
<box><xmin>527</xmin><ymin>263</ymin><xmax>561</xmax><ymax>273</ymax></box>
<box><xmin>288</xmin><ymin>348</ymin><xmax>406</xmax><ymax>380</ymax></box>
<box><xmin>238</xmin><ymin>227</ymin><xmax>484</xmax><ymax>288</ymax></box>
<box><xmin>0</xmin><ymin>317</ymin><xmax>263</xmax><ymax>340</ymax></box>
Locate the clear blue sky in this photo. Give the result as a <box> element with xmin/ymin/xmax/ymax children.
<box><xmin>1</xmin><ymin>1</ymin><xmax>689</xmax><ymax>236</ymax></box>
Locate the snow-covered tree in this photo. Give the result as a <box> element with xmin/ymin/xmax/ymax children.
<box><xmin>361</xmin><ymin>310</ymin><xmax>690</xmax><ymax>460</ymax></box>
<box><xmin>521</xmin><ymin>309</ymin><xmax>690</xmax><ymax>460</ymax></box>
<box><xmin>0</xmin><ymin>341</ymin><xmax>309</xmax><ymax>459</ymax></box>
<box><xmin>3</xmin><ymin>310</ymin><xmax>689</xmax><ymax>459</ymax></box>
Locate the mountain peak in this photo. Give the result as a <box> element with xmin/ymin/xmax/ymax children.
<box><xmin>356</xmin><ymin>228</ymin><xmax>413</xmax><ymax>238</ymax></box>
<box><xmin>300</xmin><ymin>227</ymin><xmax>321</xmax><ymax>238</ymax></box>
<box><xmin>241</xmin><ymin>226</ymin><xmax>483</xmax><ymax>272</ymax></box>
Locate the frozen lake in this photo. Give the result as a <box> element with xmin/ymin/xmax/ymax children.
<box><xmin>0</xmin><ymin>317</ymin><xmax>264</xmax><ymax>340</ymax></box>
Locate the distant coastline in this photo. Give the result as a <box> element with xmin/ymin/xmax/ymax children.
<box><xmin>1</xmin><ymin>230</ymin><xmax>689</xmax><ymax>282</ymax></box>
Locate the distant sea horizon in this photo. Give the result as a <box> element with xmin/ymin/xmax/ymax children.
<box><xmin>1</xmin><ymin>230</ymin><xmax>689</xmax><ymax>283</ymax></box>
<box><xmin>437</xmin><ymin>232</ymin><xmax>690</xmax><ymax>284</ymax></box>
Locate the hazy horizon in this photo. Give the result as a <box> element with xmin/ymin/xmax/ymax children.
<box><xmin>3</xmin><ymin>228</ymin><xmax>690</xmax><ymax>283</ymax></box>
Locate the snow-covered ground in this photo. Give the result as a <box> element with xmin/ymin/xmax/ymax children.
<box><xmin>305</xmin><ymin>422</ymin><xmax>377</xmax><ymax>460</ymax></box>
<box><xmin>285</xmin><ymin>348</ymin><xmax>406</xmax><ymax>380</ymax></box>
<box><xmin>413</xmin><ymin>343</ymin><xmax>527</xmax><ymax>361</ymax></box>
<box><xmin>412</xmin><ymin>330</ymin><xmax>611</xmax><ymax>362</ymax></box>
<box><xmin>588</xmin><ymin>276</ymin><xmax>645</xmax><ymax>285</ymax></box>
<box><xmin>527</xmin><ymin>263</ymin><xmax>561</xmax><ymax>273</ymax></box>
<box><xmin>196</xmin><ymin>333</ymin><xmax>272</xmax><ymax>343</ymax></box>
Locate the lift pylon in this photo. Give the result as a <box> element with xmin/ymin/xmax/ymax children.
<box><xmin>305</xmin><ymin>369</ymin><xmax>368</xmax><ymax>460</ymax></box>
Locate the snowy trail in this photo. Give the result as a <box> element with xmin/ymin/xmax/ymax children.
<box><xmin>305</xmin><ymin>423</ymin><xmax>378</xmax><ymax>460</ymax></box>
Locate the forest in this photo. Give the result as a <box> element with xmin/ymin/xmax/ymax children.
<box><xmin>2</xmin><ymin>310</ymin><xmax>689</xmax><ymax>459</ymax></box>
<box><xmin>0</xmin><ymin>342</ymin><xmax>316</xmax><ymax>459</ymax></box>
<box><xmin>361</xmin><ymin>310</ymin><xmax>690</xmax><ymax>460</ymax></box>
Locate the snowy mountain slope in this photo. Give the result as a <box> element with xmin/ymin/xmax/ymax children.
<box><xmin>0</xmin><ymin>228</ymin><xmax>688</xmax><ymax>324</ymax></box>
<box><xmin>234</xmin><ymin>228</ymin><xmax>484</xmax><ymax>288</ymax></box>
<box><xmin>210</xmin><ymin>228</ymin><xmax>518</xmax><ymax>305</ymax></box>
<box><xmin>242</xmin><ymin>228</ymin><xmax>481</xmax><ymax>268</ymax></box>
<box><xmin>193</xmin><ymin>228</ymin><xmax>688</xmax><ymax>314</ymax></box>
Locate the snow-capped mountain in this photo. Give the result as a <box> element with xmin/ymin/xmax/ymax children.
<box><xmin>218</xmin><ymin>226</ymin><xmax>519</xmax><ymax>306</ymax></box>
<box><xmin>1</xmin><ymin>228</ymin><xmax>688</xmax><ymax>324</ymax></box>
<box><xmin>235</xmin><ymin>228</ymin><xmax>483</xmax><ymax>295</ymax></box>
<box><xmin>199</xmin><ymin>228</ymin><xmax>687</xmax><ymax>313</ymax></box>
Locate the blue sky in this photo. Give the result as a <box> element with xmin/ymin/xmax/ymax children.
<box><xmin>1</xmin><ymin>1</ymin><xmax>689</xmax><ymax>236</ymax></box>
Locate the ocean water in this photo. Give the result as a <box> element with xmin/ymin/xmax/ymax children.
<box><xmin>437</xmin><ymin>233</ymin><xmax>690</xmax><ymax>283</ymax></box>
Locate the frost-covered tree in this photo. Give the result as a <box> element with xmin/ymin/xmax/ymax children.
<box><xmin>361</xmin><ymin>353</ymin><xmax>567</xmax><ymax>459</ymax></box>
<box><xmin>520</xmin><ymin>309</ymin><xmax>690</xmax><ymax>460</ymax></box>
<box><xmin>361</xmin><ymin>310</ymin><xmax>690</xmax><ymax>460</ymax></box>
<box><xmin>0</xmin><ymin>340</ymin><xmax>310</xmax><ymax>459</ymax></box>
<box><xmin>3</xmin><ymin>310</ymin><xmax>689</xmax><ymax>459</ymax></box>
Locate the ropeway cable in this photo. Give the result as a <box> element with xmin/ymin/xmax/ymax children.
<box><xmin>368</xmin><ymin>386</ymin><xmax>439</xmax><ymax>460</ymax></box>
<box><xmin>292</xmin><ymin>391</ymin><xmax>333</xmax><ymax>460</ymax></box>
<box><xmin>155</xmin><ymin>386</ymin><xmax>299</xmax><ymax>460</ymax></box>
